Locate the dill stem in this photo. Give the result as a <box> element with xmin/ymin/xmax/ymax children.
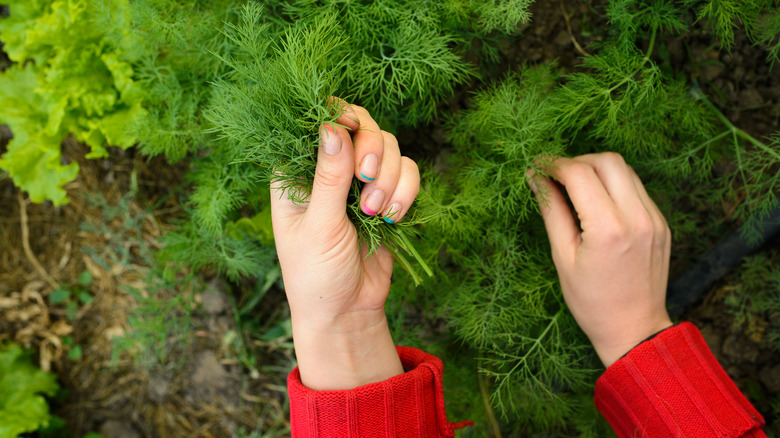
<box><xmin>697</xmin><ymin>91</ymin><xmax>780</xmax><ymax>160</ymax></box>
<box><xmin>396</xmin><ymin>230</ymin><xmax>434</xmax><ymax>278</ymax></box>
<box><xmin>644</xmin><ymin>25</ymin><xmax>658</xmax><ymax>62</ymax></box>
<box><xmin>605</xmin><ymin>25</ymin><xmax>659</xmax><ymax>96</ymax></box>
<box><xmin>385</xmin><ymin>243</ymin><xmax>421</xmax><ymax>285</ymax></box>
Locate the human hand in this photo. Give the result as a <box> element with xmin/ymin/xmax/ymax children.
<box><xmin>530</xmin><ymin>153</ymin><xmax>673</xmax><ymax>367</ymax></box>
<box><xmin>270</xmin><ymin>102</ymin><xmax>420</xmax><ymax>390</ymax></box>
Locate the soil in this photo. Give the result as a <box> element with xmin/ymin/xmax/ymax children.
<box><xmin>1</xmin><ymin>0</ymin><xmax>778</xmax><ymax>436</ymax></box>
<box><xmin>682</xmin><ymin>246</ymin><xmax>780</xmax><ymax>435</ymax></box>
<box><xmin>0</xmin><ymin>141</ymin><xmax>291</xmax><ymax>436</ymax></box>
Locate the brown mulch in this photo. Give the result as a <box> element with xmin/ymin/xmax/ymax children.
<box><xmin>0</xmin><ymin>140</ymin><xmax>289</xmax><ymax>437</ymax></box>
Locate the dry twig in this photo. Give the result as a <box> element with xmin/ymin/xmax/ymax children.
<box><xmin>18</xmin><ymin>191</ymin><xmax>59</xmax><ymax>290</ymax></box>
<box><xmin>560</xmin><ymin>0</ymin><xmax>591</xmax><ymax>57</ymax></box>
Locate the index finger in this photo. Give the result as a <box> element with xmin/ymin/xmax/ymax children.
<box><xmin>329</xmin><ymin>97</ymin><xmax>360</xmax><ymax>131</ymax></box>
<box><xmin>545</xmin><ymin>157</ymin><xmax>617</xmax><ymax>230</ymax></box>
<box><xmin>347</xmin><ymin>105</ymin><xmax>384</xmax><ymax>183</ymax></box>
<box><xmin>326</xmin><ymin>98</ymin><xmax>383</xmax><ymax>183</ymax></box>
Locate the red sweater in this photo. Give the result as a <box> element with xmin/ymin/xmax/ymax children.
<box><xmin>288</xmin><ymin>322</ymin><xmax>766</xmax><ymax>437</ymax></box>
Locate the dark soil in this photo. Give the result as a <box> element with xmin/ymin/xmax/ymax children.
<box><xmin>681</xmin><ymin>247</ymin><xmax>780</xmax><ymax>435</ymax></box>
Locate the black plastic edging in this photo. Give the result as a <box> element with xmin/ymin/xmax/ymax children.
<box><xmin>667</xmin><ymin>195</ymin><xmax>780</xmax><ymax>318</ymax></box>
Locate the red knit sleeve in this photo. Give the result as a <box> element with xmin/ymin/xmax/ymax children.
<box><xmin>594</xmin><ymin>322</ymin><xmax>766</xmax><ymax>437</ymax></box>
<box><xmin>287</xmin><ymin>346</ymin><xmax>472</xmax><ymax>438</ymax></box>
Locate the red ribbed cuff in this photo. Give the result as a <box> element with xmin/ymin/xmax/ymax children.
<box><xmin>288</xmin><ymin>346</ymin><xmax>472</xmax><ymax>438</ymax></box>
<box><xmin>595</xmin><ymin>322</ymin><xmax>766</xmax><ymax>437</ymax></box>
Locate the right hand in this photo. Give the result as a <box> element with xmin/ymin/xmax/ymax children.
<box><xmin>270</xmin><ymin>101</ymin><xmax>420</xmax><ymax>390</ymax></box>
<box><xmin>530</xmin><ymin>152</ymin><xmax>673</xmax><ymax>367</ymax></box>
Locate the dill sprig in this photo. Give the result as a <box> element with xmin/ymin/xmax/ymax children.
<box><xmin>205</xmin><ymin>3</ymin><xmax>432</xmax><ymax>283</ymax></box>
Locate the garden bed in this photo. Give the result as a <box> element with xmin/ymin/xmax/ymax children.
<box><xmin>1</xmin><ymin>0</ymin><xmax>778</xmax><ymax>436</ymax></box>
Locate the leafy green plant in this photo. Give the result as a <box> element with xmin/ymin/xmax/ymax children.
<box><xmin>94</xmin><ymin>0</ymin><xmax>238</xmax><ymax>162</ymax></box>
<box><xmin>386</xmin><ymin>0</ymin><xmax>780</xmax><ymax>431</ymax></box>
<box><xmin>0</xmin><ymin>0</ymin><xmax>146</xmax><ymax>204</ymax></box>
<box><xmin>50</xmin><ymin>270</ymin><xmax>94</xmax><ymax>322</ymax></box>
<box><xmin>262</xmin><ymin>0</ymin><xmax>533</xmax><ymax>127</ymax></box>
<box><xmin>95</xmin><ymin>0</ymin><xmax>533</xmax><ymax>281</ymax></box>
<box><xmin>682</xmin><ymin>0</ymin><xmax>780</xmax><ymax>63</ymax></box>
<box><xmin>202</xmin><ymin>3</ymin><xmax>433</xmax><ymax>282</ymax></box>
<box><xmin>0</xmin><ymin>343</ymin><xmax>59</xmax><ymax>438</ymax></box>
<box><xmin>724</xmin><ymin>251</ymin><xmax>780</xmax><ymax>349</ymax></box>
<box><xmin>111</xmin><ymin>280</ymin><xmax>195</xmax><ymax>370</ymax></box>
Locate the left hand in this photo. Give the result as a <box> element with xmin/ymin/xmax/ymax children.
<box><xmin>270</xmin><ymin>102</ymin><xmax>420</xmax><ymax>390</ymax></box>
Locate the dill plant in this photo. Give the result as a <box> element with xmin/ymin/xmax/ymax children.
<box><xmin>390</xmin><ymin>0</ymin><xmax>780</xmax><ymax>432</ymax></box>
<box><xmin>682</xmin><ymin>0</ymin><xmax>780</xmax><ymax>63</ymax></box>
<box><xmin>260</xmin><ymin>0</ymin><xmax>533</xmax><ymax>127</ymax></box>
<box><xmin>202</xmin><ymin>3</ymin><xmax>434</xmax><ymax>282</ymax></box>
<box><xmin>3</xmin><ymin>0</ymin><xmax>777</xmax><ymax>433</ymax></box>
<box><xmin>94</xmin><ymin>0</ymin><xmax>239</xmax><ymax>162</ymax></box>
<box><xmin>99</xmin><ymin>0</ymin><xmax>536</xmax><ymax>281</ymax></box>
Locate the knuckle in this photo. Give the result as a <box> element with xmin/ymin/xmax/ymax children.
<box><xmin>314</xmin><ymin>167</ymin><xmax>343</xmax><ymax>190</ymax></box>
<box><xmin>567</xmin><ymin>162</ymin><xmax>594</xmax><ymax>181</ymax></box>
<box><xmin>401</xmin><ymin>156</ymin><xmax>420</xmax><ymax>174</ymax></box>
<box><xmin>601</xmin><ymin>151</ymin><xmax>626</xmax><ymax>165</ymax></box>
<box><xmin>381</xmin><ymin>131</ymin><xmax>399</xmax><ymax>150</ymax></box>
<box><xmin>602</xmin><ymin>225</ymin><xmax>629</xmax><ymax>245</ymax></box>
<box><xmin>598</xmin><ymin>215</ymin><xmax>628</xmax><ymax>243</ymax></box>
<box><xmin>634</xmin><ymin>217</ymin><xmax>655</xmax><ymax>239</ymax></box>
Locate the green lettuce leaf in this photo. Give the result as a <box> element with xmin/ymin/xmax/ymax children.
<box><xmin>0</xmin><ymin>0</ymin><xmax>145</xmax><ymax>203</ymax></box>
<box><xmin>0</xmin><ymin>344</ymin><xmax>59</xmax><ymax>438</ymax></box>
<box><xmin>0</xmin><ymin>64</ymin><xmax>77</xmax><ymax>205</ymax></box>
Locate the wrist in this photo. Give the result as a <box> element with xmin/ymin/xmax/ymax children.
<box><xmin>291</xmin><ymin>310</ymin><xmax>403</xmax><ymax>390</ymax></box>
<box><xmin>594</xmin><ymin>317</ymin><xmax>673</xmax><ymax>368</ymax></box>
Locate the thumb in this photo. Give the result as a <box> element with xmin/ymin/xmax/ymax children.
<box><xmin>307</xmin><ymin>123</ymin><xmax>355</xmax><ymax>220</ymax></box>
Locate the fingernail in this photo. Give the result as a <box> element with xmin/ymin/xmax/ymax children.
<box><xmin>320</xmin><ymin>124</ymin><xmax>341</xmax><ymax>156</ymax></box>
<box><xmin>362</xmin><ymin>189</ymin><xmax>385</xmax><ymax>215</ymax></box>
<box><xmin>360</xmin><ymin>154</ymin><xmax>379</xmax><ymax>181</ymax></box>
<box><xmin>527</xmin><ymin>179</ymin><xmax>538</xmax><ymax>195</ymax></box>
<box><xmin>383</xmin><ymin>203</ymin><xmax>401</xmax><ymax>224</ymax></box>
<box><xmin>525</xmin><ymin>169</ymin><xmax>538</xmax><ymax>195</ymax></box>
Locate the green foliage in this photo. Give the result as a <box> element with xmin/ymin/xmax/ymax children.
<box><xmin>407</xmin><ymin>0</ymin><xmax>780</xmax><ymax>429</ymax></box>
<box><xmin>203</xmin><ymin>3</ymin><xmax>432</xmax><ymax>282</ymax></box>
<box><xmin>689</xmin><ymin>90</ymin><xmax>780</xmax><ymax>241</ymax></box>
<box><xmin>0</xmin><ymin>0</ymin><xmax>146</xmax><ymax>204</ymax></box>
<box><xmin>205</xmin><ymin>4</ymin><xmax>344</xmax><ymax>196</ymax></box>
<box><xmin>724</xmin><ymin>250</ymin><xmax>780</xmax><ymax>350</ymax></box>
<box><xmin>94</xmin><ymin>0</ymin><xmax>238</xmax><ymax>161</ymax></box>
<box><xmin>49</xmin><ymin>271</ymin><xmax>95</xmax><ymax>321</ymax></box>
<box><xmin>159</xmin><ymin>217</ymin><xmax>277</xmax><ymax>282</ymax></box>
<box><xmin>682</xmin><ymin>0</ymin><xmax>780</xmax><ymax>60</ymax></box>
<box><xmin>112</xmin><ymin>280</ymin><xmax>196</xmax><ymax>370</ymax></box>
<box><xmin>0</xmin><ymin>343</ymin><xmax>59</xmax><ymax>438</ymax></box>
<box><xmin>467</xmin><ymin>0</ymin><xmax>534</xmax><ymax>34</ymax></box>
<box><xmin>263</xmin><ymin>0</ymin><xmax>534</xmax><ymax>127</ymax></box>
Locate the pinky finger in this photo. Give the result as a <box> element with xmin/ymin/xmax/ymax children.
<box><xmin>381</xmin><ymin>157</ymin><xmax>420</xmax><ymax>224</ymax></box>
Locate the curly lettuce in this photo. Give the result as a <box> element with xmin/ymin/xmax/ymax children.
<box><xmin>0</xmin><ymin>0</ymin><xmax>145</xmax><ymax>204</ymax></box>
<box><xmin>0</xmin><ymin>344</ymin><xmax>59</xmax><ymax>438</ymax></box>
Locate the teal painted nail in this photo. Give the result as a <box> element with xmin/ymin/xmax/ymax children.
<box><xmin>360</xmin><ymin>172</ymin><xmax>375</xmax><ymax>181</ymax></box>
<box><xmin>383</xmin><ymin>217</ymin><xmax>395</xmax><ymax>224</ymax></box>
